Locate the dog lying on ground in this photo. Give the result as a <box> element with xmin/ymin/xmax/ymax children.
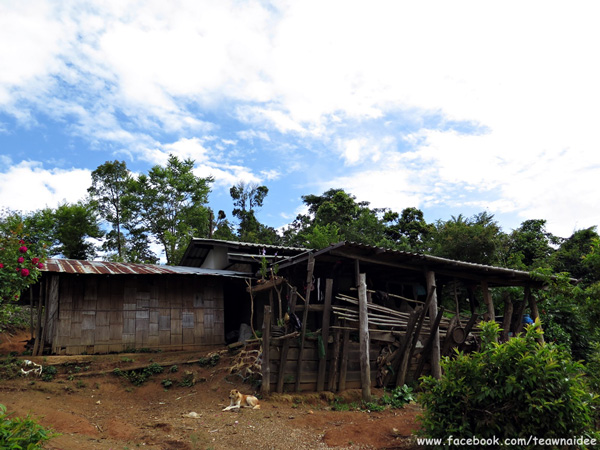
<box><xmin>222</xmin><ymin>389</ymin><xmax>261</xmax><ymax>411</ymax></box>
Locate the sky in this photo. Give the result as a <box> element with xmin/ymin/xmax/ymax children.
<box><xmin>1</xmin><ymin>0</ymin><xmax>599</xmax><ymax>247</ymax></box>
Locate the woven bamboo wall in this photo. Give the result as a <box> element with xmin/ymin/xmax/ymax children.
<box><xmin>51</xmin><ymin>274</ymin><xmax>225</xmax><ymax>355</ymax></box>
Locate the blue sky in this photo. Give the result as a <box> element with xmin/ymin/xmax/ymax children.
<box><xmin>1</xmin><ymin>0</ymin><xmax>599</xmax><ymax>253</ymax></box>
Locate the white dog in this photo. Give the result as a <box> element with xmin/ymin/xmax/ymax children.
<box><xmin>222</xmin><ymin>389</ymin><xmax>261</xmax><ymax>411</ymax></box>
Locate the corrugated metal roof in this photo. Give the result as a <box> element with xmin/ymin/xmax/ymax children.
<box><xmin>43</xmin><ymin>258</ymin><xmax>252</xmax><ymax>278</ymax></box>
<box><xmin>276</xmin><ymin>241</ymin><xmax>550</xmax><ymax>287</ymax></box>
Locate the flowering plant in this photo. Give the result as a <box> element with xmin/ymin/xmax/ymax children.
<box><xmin>0</xmin><ymin>222</ymin><xmax>46</xmax><ymax>304</ymax></box>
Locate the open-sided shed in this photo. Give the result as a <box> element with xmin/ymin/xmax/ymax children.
<box><xmin>250</xmin><ymin>242</ymin><xmax>548</xmax><ymax>398</ymax></box>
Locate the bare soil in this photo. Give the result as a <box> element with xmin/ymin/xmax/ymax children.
<box><xmin>0</xmin><ymin>330</ymin><xmax>423</xmax><ymax>450</ymax></box>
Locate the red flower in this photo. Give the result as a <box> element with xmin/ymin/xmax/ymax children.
<box><xmin>32</xmin><ymin>257</ymin><xmax>40</xmax><ymax>264</ymax></box>
<box><xmin>18</xmin><ymin>256</ymin><xmax>25</xmax><ymax>263</ymax></box>
<box><xmin>0</xmin><ymin>263</ymin><xmax>3</xmax><ymax>269</ymax></box>
<box><xmin>21</xmin><ymin>268</ymin><xmax>30</xmax><ymax>277</ymax></box>
<box><xmin>37</xmin><ymin>263</ymin><xmax>44</xmax><ymax>269</ymax></box>
<box><xmin>19</xmin><ymin>240</ymin><xmax>25</xmax><ymax>244</ymax></box>
<box><xmin>19</xmin><ymin>246</ymin><xmax>28</xmax><ymax>253</ymax></box>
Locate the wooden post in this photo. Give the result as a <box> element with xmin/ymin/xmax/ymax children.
<box><xmin>339</xmin><ymin>320</ymin><xmax>350</xmax><ymax>392</ymax></box>
<box><xmin>261</xmin><ymin>305</ymin><xmax>272</xmax><ymax>395</ymax></box>
<box><xmin>328</xmin><ymin>316</ymin><xmax>341</xmax><ymax>391</ymax></box>
<box><xmin>295</xmin><ymin>254</ymin><xmax>315</xmax><ymax>392</ymax></box>
<box><xmin>458</xmin><ymin>313</ymin><xmax>479</xmax><ymax>352</ymax></box>
<box><xmin>46</xmin><ymin>275</ymin><xmax>59</xmax><ymax>350</ymax></box>
<box><xmin>501</xmin><ymin>292</ymin><xmax>513</xmax><ymax>341</ymax></box>
<box><xmin>514</xmin><ymin>287</ymin><xmax>530</xmax><ymax>335</ymax></box>
<box><xmin>425</xmin><ymin>270</ymin><xmax>441</xmax><ymax>379</ymax></box>
<box><xmin>317</xmin><ymin>278</ymin><xmax>333</xmax><ymax>392</ymax></box>
<box><xmin>358</xmin><ymin>274</ymin><xmax>371</xmax><ymax>402</ymax></box>
<box><xmin>527</xmin><ymin>287</ymin><xmax>543</xmax><ymax>342</ymax></box>
<box><xmin>481</xmin><ymin>280</ymin><xmax>495</xmax><ymax>322</ymax></box>
<box><xmin>414</xmin><ymin>307</ymin><xmax>445</xmax><ymax>379</ymax></box>
<box><xmin>277</xmin><ymin>288</ymin><xmax>298</xmax><ymax>393</ymax></box>
<box><xmin>397</xmin><ymin>285</ymin><xmax>436</xmax><ymax>386</ymax></box>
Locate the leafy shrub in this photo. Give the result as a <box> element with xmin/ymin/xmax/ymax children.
<box><xmin>0</xmin><ymin>404</ymin><xmax>56</xmax><ymax>449</ymax></box>
<box><xmin>113</xmin><ymin>363</ymin><xmax>164</xmax><ymax>386</ymax></box>
<box><xmin>198</xmin><ymin>353</ymin><xmax>220</xmax><ymax>368</ymax></box>
<box><xmin>418</xmin><ymin>321</ymin><xmax>599</xmax><ymax>448</ymax></box>
<box><xmin>380</xmin><ymin>384</ymin><xmax>415</xmax><ymax>409</ymax></box>
<box><xmin>41</xmin><ymin>366</ymin><xmax>57</xmax><ymax>382</ymax></box>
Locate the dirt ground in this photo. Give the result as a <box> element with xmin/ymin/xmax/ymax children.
<box><xmin>0</xmin><ymin>330</ymin><xmax>423</xmax><ymax>450</ymax></box>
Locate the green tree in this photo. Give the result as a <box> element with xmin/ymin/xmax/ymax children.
<box><xmin>127</xmin><ymin>155</ymin><xmax>213</xmax><ymax>264</ymax></box>
<box><xmin>53</xmin><ymin>202</ymin><xmax>104</xmax><ymax>260</ymax></box>
<box><xmin>284</xmin><ymin>188</ymin><xmax>388</xmax><ymax>248</ymax></box>
<box><xmin>87</xmin><ymin>160</ymin><xmax>132</xmax><ymax>259</ymax></box>
<box><xmin>507</xmin><ymin>219</ymin><xmax>560</xmax><ymax>269</ymax></box>
<box><xmin>229</xmin><ymin>183</ymin><xmax>269</xmax><ymax>243</ymax></box>
<box><xmin>429</xmin><ymin>212</ymin><xmax>503</xmax><ymax>264</ymax></box>
<box><xmin>551</xmin><ymin>226</ymin><xmax>599</xmax><ymax>283</ymax></box>
<box><xmin>209</xmin><ymin>210</ymin><xmax>236</xmax><ymax>241</ymax></box>
<box><xmin>383</xmin><ymin>206</ymin><xmax>432</xmax><ymax>251</ymax></box>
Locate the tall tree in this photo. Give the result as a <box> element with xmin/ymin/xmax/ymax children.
<box><xmin>551</xmin><ymin>226</ymin><xmax>599</xmax><ymax>283</ymax></box>
<box><xmin>87</xmin><ymin>160</ymin><xmax>131</xmax><ymax>259</ymax></box>
<box><xmin>127</xmin><ymin>155</ymin><xmax>213</xmax><ymax>264</ymax></box>
<box><xmin>229</xmin><ymin>183</ymin><xmax>270</xmax><ymax>243</ymax></box>
<box><xmin>507</xmin><ymin>219</ymin><xmax>560</xmax><ymax>269</ymax></box>
<box><xmin>383</xmin><ymin>206</ymin><xmax>432</xmax><ymax>251</ymax></box>
<box><xmin>429</xmin><ymin>212</ymin><xmax>503</xmax><ymax>265</ymax></box>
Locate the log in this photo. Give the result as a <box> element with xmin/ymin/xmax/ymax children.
<box><xmin>358</xmin><ymin>274</ymin><xmax>372</xmax><ymax>402</ymax></box>
<box><xmin>295</xmin><ymin>254</ymin><xmax>315</xmax><ymax>392</ymax></box>
<box><xmin>261</xmin><ymin>305</ymin><xmax>272</xmax><ymax>395</ymax></box>
<box><xmin>316</xmin><ymin>278</ymin><xmax>333</xmax><ymax>392</ymax></box>
<box><xmin>277</xmin><ymin>288</ymin><xmax>298</xmax><ymax>393</ymax></box>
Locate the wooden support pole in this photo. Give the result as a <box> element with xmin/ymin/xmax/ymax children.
<box><xmin>33</xmin><ymin>280</ymin><xmax>44</xmax><ymax>356</ymax></box>
<box><xmin>277</xmin><ymin>288</ymin><xmax>298</xmax><ymax>393</ymax></box>
<box><xmin>425</xmin><ymin>270</ymin><xmax>441</xmax><ymax>379</ymax></box>
<box><xmin>481</xmin><ymin>280</ymin><xmax>495</xmax><ymax>322</ymax></box>
<box><xmin>501</xmin><ymin>292</ymin><xmax>513</xmax><ymax>342</ymax></box>
<box><xmin>514</xmin><ymin>287</ymin><xmax>530</xmax><ymax>335</ymax></box>
<box><xmin>295</xmin><ymin>254</ymin><xmax>315</xmax><ymax>392</ymax></box>
<box><xmin>527</xmin><ymin>286</ymin><xmax>543</xmax><ymax>342</ymax></box>
<box><xmin>328</xmin><ymin>316</ymin><xmax>341</xmax><ymax>391</ymax></box>
<box><xmin>358</xmin><ymin>273</ymin><xmax>372</xmax><ymax>402</ymax></box>
<box><xmin>339</xmin><ymin>320</ymin><xmax>350</xmax><ymax>392</ymax></box>
<box><xmin>317</xmin><ymin>278</ymin><xmax>333</xmax><ymax>392</ymax></box>
<box><xmin>414</xmin><ymin>307</ymin><xmax>445</xmax><ymax>380</ymax></box>
<box><xmin>397</xmin><ymin>285</ymin><xmax>436</xmax><ymax>386</ymax></box>
<box><xmin>261</xmin><ymin>305</ymin><xmax>272</xmax><ymax>395</ymax></box>
<box><xmin>458</xmin><ymin>313</ymin><xmax>479</xmax><ymax>352</ymax></box>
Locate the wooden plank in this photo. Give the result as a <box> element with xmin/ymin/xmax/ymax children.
<box><xmin>277</xmin><ymin>288</ymin><xmax>298</xmax><ymax>393</ymax></box>
<box><xmin>358</xmin><ymin>273</ymin><xmax>372</xmax><ymax>402</ymax></box>
<box><xmin>316</xmin><ymin>278</ymin><xmax>333</xmax><ymax>392</ymax></box>
<box><xmin>262</xmin><ymin>305</ymin><xmax>272</xmax><ymax>395</ymax></box>
<box><xmin>295</xmin><ymin>253</ymin><xmax>315</xmax><ymax>392</ymax></box>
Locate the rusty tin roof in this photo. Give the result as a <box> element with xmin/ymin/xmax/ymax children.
<box><xmin>43</xmin><ymin>258</ymin><xmax>252</xmax><ymax>278</ymax></box>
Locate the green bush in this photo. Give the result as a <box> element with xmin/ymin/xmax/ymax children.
<box><xmin>419</xmin><ymin>320</ymin><xmax>599</xmax><ymax>448</ymax></box>
<box><xmin>0</xmin><ymin>404</ymin><xmax>56</xmax><ymax>449</ymax></box>
<box><xmin>380</xmin><ymin>384</ymin><xmax>415</xmax><ymax>409</ymax></box>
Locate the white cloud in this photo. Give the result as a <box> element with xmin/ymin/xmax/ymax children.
<box><xmin>1</xmin><ymin>0</ymin><xmax>599</xmax><ymax>238</ymax></box>
<box><xmin>0</xmin><ymin>161</ymin><xmax>91</xmax><ymax>212</ymax></box>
